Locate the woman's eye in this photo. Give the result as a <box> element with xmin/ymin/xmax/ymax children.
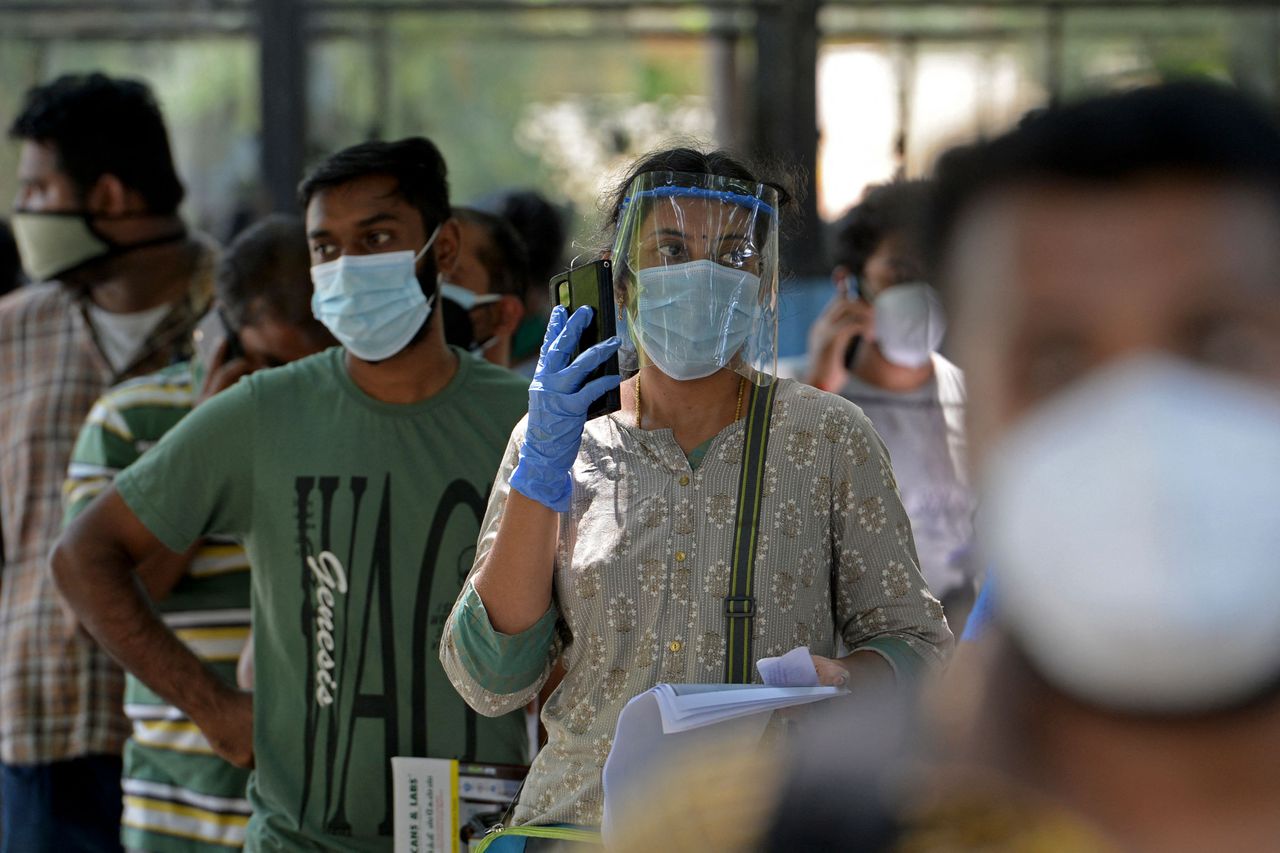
<box><xmin>367</xmin><ymin>231</ymin><xmax>393</xmax><ymax>248</ymax></box>
<box><xmin>657</xmin><ymin>243</ymin><xmax>686</xmax><ymax>260</ymax></box>
<box><xmin>312</xmin><ymin>243</ymin><xmax>336</xmax><ymax>261</ymax></box>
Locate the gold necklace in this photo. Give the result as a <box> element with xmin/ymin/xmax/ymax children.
<box><xmin>634</xmin><ymin>372</ymin><xmax>745</xmax><ymax>431</ymax></box>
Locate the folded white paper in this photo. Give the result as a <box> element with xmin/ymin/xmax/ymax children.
<box><xmin>756</xmin><ymin>645</ymin><xmax>821</xmax><ymax>687</ymax></box>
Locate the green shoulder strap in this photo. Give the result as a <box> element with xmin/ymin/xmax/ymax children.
<box><xmin>723</xmin><ymin>380</ymin><xmax>778</xmax><ymax>684</ymax></box>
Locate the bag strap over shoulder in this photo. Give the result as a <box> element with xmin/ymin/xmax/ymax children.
<box><xmin>723</xmin><ymin>381</ymin><xmax>778</xmax><ymax>684</ymax></box>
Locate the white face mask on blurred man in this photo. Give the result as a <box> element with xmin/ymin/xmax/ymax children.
<box><xmin>979</xmin><ymin>355</ymin><xmax>1280</xmax><ymax>713</ymax></box>
<box><xmin>870</xmin><ymin>282</ymin><xmax>946</xmax><ymax>368</ymax></box>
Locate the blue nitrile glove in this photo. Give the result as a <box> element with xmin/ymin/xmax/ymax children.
<box><xmin>510</xmin><ymin>305</ymin><xmax>623</xmax><ymax>511</ymax></box>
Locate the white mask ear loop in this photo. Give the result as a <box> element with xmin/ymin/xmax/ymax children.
<box><xmin>414</xmin><ymin>223</ymin><xmax>444</xmax><ymax>263</ymax></box>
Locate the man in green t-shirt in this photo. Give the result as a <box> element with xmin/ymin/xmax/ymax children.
<box><xmin>53</xmin><ymin>138</ymin><xmax>532</xmax><ymax>851</ymax></box>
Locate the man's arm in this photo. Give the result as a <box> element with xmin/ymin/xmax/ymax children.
<box><xmin>52</xmin><ymin>487</ymin><xmax>253</xmax><ymax>768</ymax></box>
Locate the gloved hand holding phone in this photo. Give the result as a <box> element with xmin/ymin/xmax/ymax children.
<box><xmin>510</xmin><ymin>305</ymin><xmax>622</xmax><ymax>512</ymax></box>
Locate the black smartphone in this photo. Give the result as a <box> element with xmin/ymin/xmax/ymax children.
<box><xmin>219</xmin><ymin>308</ymin><xmax>245</xmax><ymax>360</ymax></box>
<box><xmin>547</xmin><ymin>259</ymin><xmax>621</xmax><ymax>419</ymax></box>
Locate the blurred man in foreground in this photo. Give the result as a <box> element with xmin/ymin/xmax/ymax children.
<box><xmin>914</xmin><ymin>80</ymin><xmax>1280</xmax><ymax>851</ymax></box>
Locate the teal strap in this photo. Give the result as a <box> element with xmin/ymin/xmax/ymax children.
<box><xmin>723</xmin><ymin>381</ymin><xmax>777</xmax><ymax>684</ymax></box>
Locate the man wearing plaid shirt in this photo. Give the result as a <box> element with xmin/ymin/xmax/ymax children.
<box><xmin>0</xmin><ymin>73</ymin><xmax>213</xmax><ymax>850</ymax></box>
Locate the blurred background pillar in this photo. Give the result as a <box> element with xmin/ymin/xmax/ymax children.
<box><xmin>753</xmin><ymin>0</ymin><xmax>824</xmax><ymax>276</ymax></box>
<box><xmin>709</xmin><ymin>17</ymin><xmax>743</xmax><ymax>152</ymax></box>
<box><xmin>1229</xmin><ymin>8</ymin><xmax>1280</xmax><ymax>110</ymax></box>
<box><xmin>259</xmin><ymin>0</ymin><xmax>308</xmax><ymax>213</ymax></box>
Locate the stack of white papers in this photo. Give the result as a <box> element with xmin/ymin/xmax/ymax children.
<box><xmin>649</xmin><ymin>682</ymin><xmax>844</xmax><ymax>733</ymax></box>
<box><xmin>602</xmin><ymin>670</ymin><xmax>846</xmax><ymax>839</ymax></box>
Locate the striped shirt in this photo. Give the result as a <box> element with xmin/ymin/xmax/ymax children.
<box><xmin>0</xmin><ymin>246</ymin><xmax>214</xmax><ymax>766</ymax></box>
<box><xmin>65</xmin><ymin>361</ymin><xmax>252</xmax><ymax>851</ymax></box>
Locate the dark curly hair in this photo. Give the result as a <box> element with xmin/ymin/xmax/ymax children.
<box><xmin>830</xmin><ymin>180</ymin><xmax>931</xmax><ymax>279</ymax></box>
<box><xmin>9</xmin><ymin>72</ymin><xmax>185</xmax><ymax>214</ymax></box>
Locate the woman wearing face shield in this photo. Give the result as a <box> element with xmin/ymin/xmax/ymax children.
<box><xmin>440</xmin><ymin>149</ymin><xmax>952</xmax><ymax>843</ymax></box>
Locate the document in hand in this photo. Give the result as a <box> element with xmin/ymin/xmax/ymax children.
<box><xmin>601</xmin><ymin>683</ymin><xmax>846</xmax><ymax>838</ymax></box>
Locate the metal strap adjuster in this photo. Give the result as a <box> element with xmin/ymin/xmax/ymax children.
<box><xmin>724</xmin><ymin>596</ymin><xmax>755</xmax><ymax>617</ymax></box>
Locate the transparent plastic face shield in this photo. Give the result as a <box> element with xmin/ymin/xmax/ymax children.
<box><xmin>610</xmin><ymin>171</ymin><xmax>780</xmax><ymax>385</ymax></box>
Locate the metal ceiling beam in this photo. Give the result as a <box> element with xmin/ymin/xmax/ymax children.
<box><xmin>4</xmin><ymin>0</ymin><xmax>1278</xmax><ymax>12</ymax></box>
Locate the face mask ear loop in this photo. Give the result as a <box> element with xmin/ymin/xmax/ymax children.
<box><xmin>414</xmin><ymin>223</ymin><xmax>443</xmax><ymax>264</ymax></box>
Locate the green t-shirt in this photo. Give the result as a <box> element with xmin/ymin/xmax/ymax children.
<box><xmin>116</xmin><ymin>347</ymin><xmax>531</xmax><ymax>851</ymax></box>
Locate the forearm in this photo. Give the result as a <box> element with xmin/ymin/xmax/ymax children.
<box><xmin>52</xmin><ymin>535</ymin><xmax>236</xmax><ymax>724</ymax></box>
<box><xmin>135</xmin><ymin>541</ymin><xmax>199</xmax><ymax>601</ymax></box>
<box><xmin>839</xmin><ymin>649</ymin><xmax>896</xmax><ymax>687</ymax></box>
<box><xmin>471</xmin><ymin>490</ymin><xmax>559</xmax><ymax>634</ymax></box>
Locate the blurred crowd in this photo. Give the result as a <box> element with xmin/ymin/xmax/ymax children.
<box><xmin>0</xmin><ymin>70</ymin><xmax>1277</xmax><ymax>853</ymax></box>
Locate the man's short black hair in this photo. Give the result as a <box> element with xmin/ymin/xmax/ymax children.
<box><xmin>297</xmin><ymin>137</ymin><xmax>451</xmax><ymax>236</ymax></box>
<box><xmin>830</xmin><ymin>180</ymin><xmax>930</xmax><ymax>279</ymax></box>
<box><xmin>454</xmin><ymin>207</ymin><xmax>531</xmax><ymax>299</ymax></box>
<box><xmin>218</xmin><ymin>214</ymin><xmax>331</xmax><ymax>345</ymax></box>
<box><xmin>927</xmin><ymin>80</ymin><xmax>1280</xmax><ymax>271</ymax></box>
<box><xmin>9</xmin><ymin>73</ymin><xmax>185</xmax><ymax>214</ymax></box>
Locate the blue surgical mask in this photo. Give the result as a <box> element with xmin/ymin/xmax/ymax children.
<box><xmin>632</xmin><ymin>259</ymin><xmax>757</xmax><ymax>381</ymax></box>
<box><xmin>310</xmin><ymin>225</ymin><xmax>440</xmax><ymax>361</ymax></box>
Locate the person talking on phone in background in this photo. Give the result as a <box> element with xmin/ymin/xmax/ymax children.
<box><xmin>440</xmin><ymin>147</ymin><xmax>952</xmax><ymax>848</ymax></box>
<box><xmin>61</xmin><ymin>215</ymin><xmax>334</xmax><ymax>852</ymax></box>
<box><xmin>804</xmin><ymin>181</ymin><xmax>976</xmax><ymax>631</ymax></box>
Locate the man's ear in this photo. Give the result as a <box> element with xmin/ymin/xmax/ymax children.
<box><xmin>85</xmin><ymin>174</ymin><xmax>132</xmax><ymax>216</ymax></box>
<box><xmin>493</xmin><ymin>294</ymin><xmax>525</xmax><ymax>337</ymax></box>
<box><xmin>431</xmin><ymin>217</ymin><xmax>462</xmax><ymax>275</ymax></box>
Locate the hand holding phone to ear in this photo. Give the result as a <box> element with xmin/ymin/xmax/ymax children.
<box><xmin>806</xmin><ymin>279</ymin><xmax>874</xmax><ymax>391</ymax></box>
<box><xmin>198</xmin><ymin>337</ymin><xmax>253</xmax><ymax>405</ymax></box>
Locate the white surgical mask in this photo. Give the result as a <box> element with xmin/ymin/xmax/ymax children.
<box><xmin>310</xmin><ymin>225</ymin><xmax>440</xmax><ymax>361</ymax></box>
<box><xmin>632</xmin><ymin>259</ymin><xmax>757</xmax><ymax>381</ymax></box>
<box><xmin>981</xmin><ymin>356</ymin><xmax>1280</xmax><ymax>713</ymax></box>
<box><xmin>872</xmin><ymin>282</ymin><xmax>946</xmax><ymax>368</ymax></box>
<box><xmin>439</xmin><ymin>281</ymin><xmax>502</xmax><ymax>312</ymax></box>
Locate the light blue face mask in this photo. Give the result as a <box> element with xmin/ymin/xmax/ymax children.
<box><xmin>310</xmin><ymin>225</ymin><xmax>440</xmax><ymax>361</ymax></box>
<box><xmin>632</xmin><ymin>259</ymin><xmax>758</xmax><ymax>381</ymax></box>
